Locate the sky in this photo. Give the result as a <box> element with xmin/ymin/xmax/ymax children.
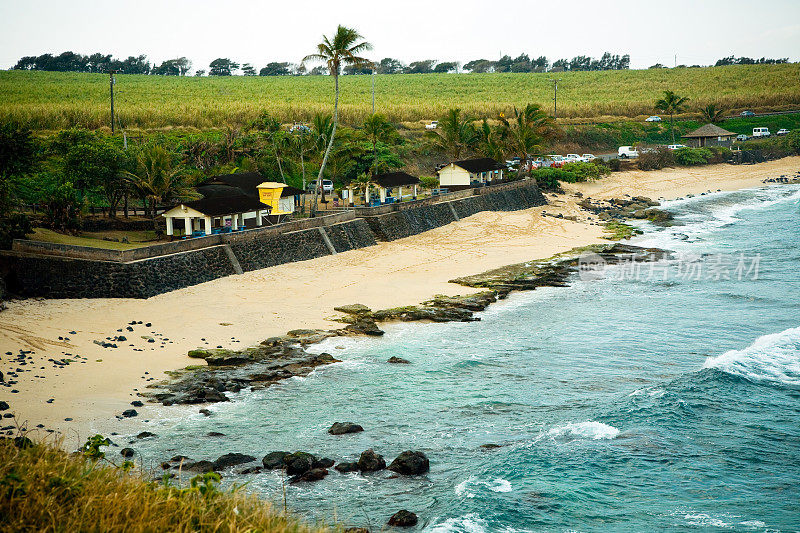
<box><xmin>1</xmin><ymin>0</ymin><xmax>799</xmax><ymax>71</ymax></box>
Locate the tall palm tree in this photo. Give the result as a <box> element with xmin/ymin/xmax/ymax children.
<box><xmin>499</xmin><ymin>103</ymin><xmax>556</xmax><ymax>171</ymax></box>
<box><xmin>303</xmin><ymin>25</ymin><xmax>372</xmax><ymax>215</ymax></box>
<box><xmin>363</xmin><ymin>113</ymin><xmax>396</xmax><ymax>175</ymax></box>
<box><xmin>476</xmin><ymin>119</ymin><xmax>507</xmax><ymax>162</ymax></box>
<box><xmin>123</xmin><ymin>144</ymin><xmax>197</xmax><ymax>230</ymax></box>
<box><xmin>655</xmin><ymin>90</ymin><xmax>690</xmax><ymax>143</ymax></box>
<box><xmin>700</xmin><ymin>103</ymin><xmax>726</xmax><ymax>124</ymax></box>
<box><xmin>427</xmin><ymin>108</ymin><xmax>478</xmax><ymax>159</ymax></box>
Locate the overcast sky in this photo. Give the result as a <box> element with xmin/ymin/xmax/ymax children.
<box><xmin>1</xmin><ymin>0</ymin><xmax>799</xmax><ymax>71</ymax></box>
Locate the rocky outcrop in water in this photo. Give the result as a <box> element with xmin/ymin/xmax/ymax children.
<box><xmin>388</xmin><ymin>451</ymin><xmax>430</xmax><ymax>475</ymax></box>
<box><xmin>388</xmin><ymin>510</ymin><xmax>418</xmax><ymax>527</ymax></box>
<box><xmin>329</xmin><ymin>422</ymin><xmax>364</xmax><ymax>435</ymax></box>
<box><xmin>577</xmin><ymin>196</ymin><xmax>674</xmax><ymax>225</ymax></box>
<box><xmin>358</xmin><ymin>448</ymin><xmax>386</xmax><ymax>472</ymax></box>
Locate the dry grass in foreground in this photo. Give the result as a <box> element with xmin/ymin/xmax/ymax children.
<box><xmin>0</xmin><ymin>435</ymin><xmax>328</xmax><ymax>533</ymax></box>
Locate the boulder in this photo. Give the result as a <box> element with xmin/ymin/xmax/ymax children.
<box><xmin>357</xmin><ymin>449</ymin><xmax>386</xmax><ymax>472</ymax></box>
<box><xmin>388</xmin><ymin>510</ymin><xmax>418</xmax><ymax>527</ymax></box>
<box><xmin>214</xmin><ymin>453</ymin><xmax>257</xmax><ymax>470</ymax></box>
<box><xmin>388</xmin><ymin>451</ymin><xmax>429</xmax><ymax>475</ymax></box>
<box><xmin>387</xmin><ymin>356</ymin><xmax>410</xmax><ymax>364</ymax></box>
<box><xmin>130</xmin><ymin>400</ymin><xmax>144</xmax><ymax>407</ymax></box>
<box><xmin>328</xmin><ymin>422</ymin><xmax>364</xmax><ymax>435</ymax></box>
<box><xmin>334</xmin><ymin>462</ymin><xmax>360</xmax><ymax>473</ymax></box>
<box><xmin>262</xmin><ymin>451</ymin><xmax>290</xmax><ymax>469</ymax></box>
<box><xmin>121</xmin><ymin>409</ymin><xmax>138</xmax><ymax>418</ymax></box>
<box><xmin>344</xmin><ymin>318</ymin><xmax>384</xmax><ymax>336</ymax></box>
<box><xmin>183</xmin><ymin>460</ymin><xmax>215</xmax><ymax>473</ymax></box>
<box><xmin>136</xmin><ymin>431</ymin><xmax>157</xmax><ymax>439</ymax></box>
<box><xmin>284</xmin><ymin>452</ymin><xmax>316</xmax><ymax>476</ymax></box>
<box><xmin>0</xmin><ymin>401</ymin><xmax>9</xmax><ymax>411</ymax></box>
<box><xmin>333</xmin><ymin>304</ymin><xmax>372</xmax><ymax>315</ymax></box>
<box><xmin>313</xmin><ymin>457</ymin><xmax>335</xmax><ymax>469</ymax></box>
<box><xmin>120</xmin><ymin>448</ymin><xmax>135</xmax><ymax>458</ymax></box>
<box><xmin>289</xmin><ymin>467</ymin><xmax>329</xmax><ymax>483</ymax></box>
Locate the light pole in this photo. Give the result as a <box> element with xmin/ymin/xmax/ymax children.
<box><xmin>547</xmin><ymin>78</ymin><xmax>561</xmax><ymax>120</ymax></box>
<box><xmin>108</xmin><ymin>69</ymin><xmax>117</xmax><ymax>133</ymax></box>
<box><xmin>371</xmin><ymin>67</ymin><xmax>375</xmax><ymax>115</ymax></box>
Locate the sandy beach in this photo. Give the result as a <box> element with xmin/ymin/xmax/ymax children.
<box><xmin>1</xmin><ymin>156</ymin><xmax>798</xmax><ymax>445</ymax></box>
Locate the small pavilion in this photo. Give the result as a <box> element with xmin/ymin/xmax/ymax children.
<box><xmin>162</xmin><ymin>189</ymin><xmax>268</xmax><ymax>237</ymax></box>
<box><xmin>366</xmin><ymin>171</ymin><xmax>421</xmax><ymax>205</ymax></box>
<box><xmin>682</xmin><ymin>123</ymin><xmax>737</xmax><ymax>147</ymax></box>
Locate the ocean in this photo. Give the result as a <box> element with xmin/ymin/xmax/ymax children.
<box><xmin>134</xmin><ymin>184</ymin><xmax>800</xmax><ymax>532</ymax></box>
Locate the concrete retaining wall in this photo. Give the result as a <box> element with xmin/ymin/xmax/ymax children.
<box><xmin>1</xmin><ymin>181</ymin><xmax>543</xmax><ymax>299</ymax></box>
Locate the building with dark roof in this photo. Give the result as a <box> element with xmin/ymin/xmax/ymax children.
<box><xmin>682</xmin><ymin>124</ymin><xmax>737</xmax><ymax>147</ymax></box>
<box><xmin>437</xmin><ymin>158</ymin><xmax>505</xmax><ymax>190</ymax></box>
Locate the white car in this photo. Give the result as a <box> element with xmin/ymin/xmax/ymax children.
<box><xmin>582</xmin><ymin>153</ymin><xmax>597</xmax><ymax>161</ymax></box>
<box><xmin>308</xmin><ymin>179</ymin><xmax>334</xmax><ymax>193</ymax></box>
<box><xmin>564</xmin><ymin>153</ymin><xmax>585</xmax><ymax>163</ymax></box>
<box><xmin>425</xmin><ymin>121</ymin><xmax>438</xmax><ymax>130</ymax></box>
<box><xmin>736</xmin><ymin>134</ymin><xmax>749</xmax><ymax>141</ymax></box>
<box><xmin>776</xmin><ymin>129</ymin><xmax>790</xmax><ymax>136</ymax></box>
<box><xmin>667</xmin><ymin>144</ymin><xmax>687</xmax><ymax>150</ymax></box>
<box><xmin>752</xmin><ymin>127</ymin><xmax>770</xmax><ymax>138</ymax></box>
<box><xmin>618</xmin><ymin>146</ymin><xmax>639</xmax><ymax>159</ymax></box>
<box><xmin>645</xmin><ymin>116</ymin><xmax>662</xmax><ymax>122</ymax></box>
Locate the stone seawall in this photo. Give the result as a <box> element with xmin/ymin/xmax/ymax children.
<box><xmin>361</xmin><ymin>181</ymin><xmax>547</xmax><ymax>241</ymax></box>
<box><xmin>0</xmin><ymin>181</ymin><xmax>544</xmax><ymax>299</ymax></box>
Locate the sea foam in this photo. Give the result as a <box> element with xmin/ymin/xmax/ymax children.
<box><xmin>455</xmin><ymin>476</ymin><xmax>513</xmax><ymax>498</ymax></box>
<box><xmin>545</xmin><ymin>421</ymin><xmax>620</xmax><ymax>441</ymax></box>
<box><xmin>428</xmin><ymin>513</ymin><xmax>488</xmax><ymax>533</ymax></box>
<box><xmin>703</xmin><ymin>325</ymin><xmax>800</xmax><ymax>386</ymax></box>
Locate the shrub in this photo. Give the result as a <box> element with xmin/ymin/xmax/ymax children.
<box><xmin>561</xmin><ymin>161</ymin><xmax>609</xmax><ymax>180</ymax></box>
<box><xmin>674</xmin><ymin>147</ymin><xmax>714</xmax><ymax>166</ymax></box>
<box><xmin>531</xmin><ymin>168</ymin><xmax>564</xmax><ymax>190</ymax></box>
<box><xmin>637</xmin><ymin>147</ymin><xmax>676</xmax><ymax>170</ymax></box>
<box><xmin>419</xmin><ymin>175</ymin><xmax>438</xmax><ymax>189</ymax></box>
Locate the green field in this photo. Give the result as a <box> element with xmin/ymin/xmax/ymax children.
<box><xmin>2</xmin><ymin>64</ymin><xmax>799</xmax><ymax>130</ymax></box>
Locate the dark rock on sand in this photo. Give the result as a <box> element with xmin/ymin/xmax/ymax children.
<box><xmin>136</xmin><ymin>431</ymin><xmax>156</xmax><ymax>439</ymax></box>
<box><xmin>344</xmin><ymin>317</ymin><xmax>384</xmax><ymax>336</ymax></box>
<box><xmin>131</xmin><ymin>400</ymin><xmax>144</xmax><ymax>407</ymax></box>
<box><xmin>329</xmin><ymin>422</ymin><xmax>364</xmax><ymax>435</ymax></box>
<box><xmin>388</xmin><ymin>510</ymin><xmax>418</xmax><ymax>527</ymax></box>
<box><xmin>262</xmin><ymin>451</ymin><xmax>290</xmax><ymax>469</ymax></box>
<box><xmin>358</xmin><ymin>449</ymin><xmax>386</xmax><ymax>472</ymax></box>
<box><xmin>121</xmin><ymin>409</ymin><xmax>138</xmax><ymax>418</ymax></box>
<box><xmin>0</xmin><ymin>401</ymin><xmax>9</xmax><ymax>411</ymax></box>
<box><xmin>387</xmin><ymin>356</ymin><xmax>410</xmax><ymax>364</ymax></box>
<box><xmin>388</xmin><ymin>451</ymin><xmax>430</xmax><ymax>475</ymax></box>
<box><xmin>214</xmin><ymin>453</ymin><xmax>257</xmax><ymax>470</ymax></box>
<box><xmin>334</xmin><ymin>304</ymin><xmax>372</xmax><ymax>315</ymax></box>
<box><xmin>290</xmin><ymin>467</ymin><xmax>329</xmax><ymax>483</ymax></box>
<box><xmin>120</xmin><ymin>448</ymin><xmax>135</xmax><ymax>458</ymax></box>
<box><xmin>284</xmin><ymin>452</ymin><xmax>316</xmax><ymax>476</ymax></box>
<box><xmin>334</xmin><ymin>462</ymin><xmax>360</xmax><ymax>473</ymax></box>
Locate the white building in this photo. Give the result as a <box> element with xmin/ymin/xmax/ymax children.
<box><xmin>437</xmin><ymin>158</ymin><xmax>506</xmax><ymax>190</ymax></box>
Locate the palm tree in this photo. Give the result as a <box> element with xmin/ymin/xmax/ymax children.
<box><xmin>363</xmin><ymin>113</ymin><xmax>396</xmax><ymax>175</ymax></box>
<box><xmin>655</xmin><ymin>90</ymin><xmax>690</xmax><ymax>143</ymax></box>
<box><xmin>427</xmin><ymin>108</ymin><xmax>478</xmax><ymax>159</ymax></box>
<box><xmin>499</xmin><ymin>104</ymin><xmax>556</xmax><ymax>171</ymax></box>
<box><xmin>302</xmin><ymin>25</ymin><xmax>372</xmax><ymax>215</ymax></box>
<box><xmin>700</xmin><ymin>103</ymin><xmax>726</xmax><ymax>124</ymax></box>
<box><xmin>123</xmin><ymin>144</ymin><xmax>197</xmax><ymax>230</ymax></box>
<box><xmin>476</xmin><ymin>119</ymin><xmax>507</xmax><ymax>162</ymax></box>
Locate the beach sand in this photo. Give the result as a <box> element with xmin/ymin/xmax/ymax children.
<box><xmin>1</xmin><ymin>156</ymin><xmax>798</xmax><ymax>445</ymax></box>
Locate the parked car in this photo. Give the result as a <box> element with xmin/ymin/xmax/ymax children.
<box><xmin>564</xmin><ymin>154</ymin><xmax>585</xmax><ymax>163</ymax></box>
<box><xmin>582</xmin><ymin>153</ymin><xmax>597</xmax><ymax>161</ymax></box>
<box><xmin>425</xmin><ymin>121</ymin><xmax>438</xmax><ymax>130</ymax></box>
<box><xmin>618</xmin><ymin>146</ymin><xmax>639</xmax><ymax>159</ymax></box>
<box><xmin>667</xmin><ymin>144</ymin><xmax>687</xmax><ymax>150</ymax></box>
<box><xmin>740</xmin><ymin>111</ymin><xmax>755</xmax><ymax>117</ymax></box>
<box><xmin>776</xmin><ymin>128</ymin><xmax>790</xmax><ymax>136</ymax></box>
<box><xmin>736</xmin><ymin>134</ymin><xmax>749</xmax><ymax>141</ymax></box>
<box><xmin>752</xmin><ymin>127</ymin><xmax>771</xmax><ymax>138</ymax></box>
<box><xmin>307</xmin><ymin>179</ymin><xmax>334</xmax><ymax>193</ymax></box>
<box><xmin>645</xmin><ymin>116</ymin><xmax>662</xmax><ymax>122</ymax></box>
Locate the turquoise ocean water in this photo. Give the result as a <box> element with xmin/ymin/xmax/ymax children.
<box><xmin>135</xmin><ymin>184</ymin><xmax>800</xmax><ymax>532</ymax></box>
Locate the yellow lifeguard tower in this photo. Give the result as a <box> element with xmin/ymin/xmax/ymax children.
<box><xmin>257</xmin><ymin>182</ymin><xmax>294</xmax><ymax>215</ymax></box>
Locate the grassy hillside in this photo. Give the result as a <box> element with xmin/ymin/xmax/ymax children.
<box><xmin>0</xmin><ymin>437</ymin><xmax>325</xmax><ymax>533</ymax></box>
<box><xmin>1</xmin><ymin>64</ymin><xmax>799</xmax><ymax>130</ymax></box>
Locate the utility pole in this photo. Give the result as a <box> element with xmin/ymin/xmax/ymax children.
<box><xmin>108</xmin><ymin>70</ymin><xmax>117</xmax><ymax>133</ymax></box>
<box><xmin>547</xmin><ymin>78</ymin><xmax>561</xmax><ymax>120</ymax></box>
<box><xmin>371</xmin><ymin>67</ymin><xmax>375</xmax><ymax>115</ymax></box>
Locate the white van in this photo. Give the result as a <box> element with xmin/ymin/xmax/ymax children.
<box><xmin>752</xmin><ymin>127</ymin><xmax>771</xmax><ymax>138</ymax></box>
<box><xmin>618</xmin><ymin>146</ymin><xmax>639</xmax><ymax>159</ymax></box>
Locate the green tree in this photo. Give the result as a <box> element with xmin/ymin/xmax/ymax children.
<box><xmin>0</xmin><ymin>122</ymin><xmax>37</xmax><ymax>247</ymax></box>
<box><xmin>427</xmin><ymin>108</ymin><xmax>478</xmax><ymax>159</ymax></box>
<box><xmin>123</xmin><ymin>144</ymin><xmax>197</xmax><ymax>229</ymax></box>
<box><xmin>251</xmin><ymin>112</ymin><xmax>287</xmax><ymax>182</ymax></box>
<box><xmin>700</xmin><ymin>103</ymin><xmax>726</xmax><ymax>124</ymax></box>
<box><xmin>208</xmin><ymin>58</ymin><xmax>239</xmax><ymax>76</ymax></box>
<box><xmin>64</xmin><ymin>141</ymin><xmax>126</xmax><ymax>214</ymax></box>
<box><xmin>655</xmin><ymin>90</ymin><xmax>690</xmax><ymax>143</ymax></box>
<box><xmin>498</xmin><ymin>103</ymin><xmax>557</xmax><ymax>171</ymax></box>
<box><xmin>362</xmin><ymin>114</ymin><xmax>397</xmax><ymax>175</ymax></box>
<box><xmin>302</xmin><ymin>25</ymin><xmax>372</xmax><ymax>213</ymax></box>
